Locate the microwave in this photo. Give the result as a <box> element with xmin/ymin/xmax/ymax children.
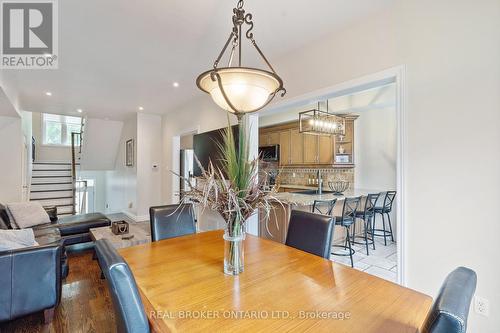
<box><xmin>259</xmin><ymin>145</ymin><xmax>280</xmax><ymax>161</ymax></box>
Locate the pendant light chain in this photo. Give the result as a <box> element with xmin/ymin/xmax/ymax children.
<box><xmin>196</xmin><ymin>0</ymin><xmax>286</xmax><ymax>116</ymax></box>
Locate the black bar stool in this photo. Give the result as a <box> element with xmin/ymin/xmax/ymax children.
<box><xmin>312</xmin><ymin>198</ymin><xmax>337</xmax><ymax>216</ymax></box>
<box><xmin>370</xmin><ymin>191</ymin><xmax>396</xmax><ymax>246</ymax></box>
<box><xmin>331</xmin><ymin>196</ymin><xmax>361</xmax><ymax>267</ymax></box>
<box><xmin>352</xmin><ymin>193</ymin><xmax>381</xmax><ymax>255</ymax></box>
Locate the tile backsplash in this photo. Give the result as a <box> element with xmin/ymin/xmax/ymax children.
<box><xmin>260</xmin><ymin>162</ymin><xmax>354</xmax><ymax>188</ymax></box>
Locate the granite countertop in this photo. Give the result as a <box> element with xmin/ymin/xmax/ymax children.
<box><xmin>273</xmin><ymin>188</ymin><xmax>383</xmax><ymax>206</ymax></box>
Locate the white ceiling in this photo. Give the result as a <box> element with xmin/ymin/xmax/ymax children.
<box><xmin>259</xmin><ymin>83</ymin><xmax>396</xmax><ymax>127</ymax></box>
<box><xmin>0</xmin><ymin>0</ymin><xmax>394</xmax><ymax>120</ymax></box>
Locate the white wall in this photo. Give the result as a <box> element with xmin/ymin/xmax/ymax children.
<box><xmin>79</xmin><ymin>170</ymin><xmax>107</xmax><ymax>213</ymax></box>
<box><xmin>136</xmin><ymin>113</ymin><xmax>162</xmax><ymax>217</ymax></box>
<box><xmin>0</xmin><ymin>116</ymin><xmax>23</xmax><ymax>202</ymax></box>
<box><xmin>105</xmin><ymin>115</ymin><xmax>137</xmax><ymax>215</ymax></box>
<box><xmin>81</xmin><ymin>118</ymin><xmax>123</xmax><ymax>170</ymax></box>
<box><xmin>103</xmin><ymin>113</ymin><xmax>163</xmax><ymax>219</ymax></box>
<box><xmin>262</xmin><ymin>1</ymin><xmax>500</xmax><ymax>331</ymax></box>
<box><xmin>354</xmin><ymin>107</ymin><xmax>397</xmax><ymax>191</ymax></box>
<box><xmin>161</xmin><ymin>97</ymin><xmax>239</xmax><ymax>229</ymax></box>
<box><xmin>161</xmin><ymin>97</ymin><xmax>238</xmax><ymax>205</ymax></box>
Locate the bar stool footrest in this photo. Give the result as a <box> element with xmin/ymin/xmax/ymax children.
<box><xmin>351</xmin><ymin>235</ymin><xmax>375</xmax><ymax>246</ymax></box>
<box><xmin>368</xmin><ymin>228</ymin><xmax>393</xmax><ymax>238</ymax></box>
<box><xmin>331</xmin><ymin>244</ymin><xmax>355</xmax><ymax>257</ymax></box>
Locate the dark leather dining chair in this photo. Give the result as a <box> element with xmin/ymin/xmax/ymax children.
<box><xmin>285</xmin><ymin>210</ymin><xmax>334</xmax><ymax>259</ymax></box>
<box><xmin>422</xmin><ymin>267</ymin><xmax>477</xmax><ymax>333</ymax></box>
<box><xmin>149</xmin><ymin>203</ymin><xmax>196</xmax><ymax>242</ymax></box>
<box><xmin>95</xmin><ymin>239</ymin><xmax>150</xmax><ymax>333</ymax></box>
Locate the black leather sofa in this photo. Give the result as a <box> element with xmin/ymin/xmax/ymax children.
<box><xmin>0</xmin><ymin>204</ymin><xmax>111</xmax><ymax>246</ymax></box>
<box><xmin>0</xmin><ymin>241</ymin><xmax>63</xmax><ymax>323</ymax></box>
<box><xmin>0</xmin><ymin>204</ymin><xmax>111</xmax><ymax>323</ymax></box>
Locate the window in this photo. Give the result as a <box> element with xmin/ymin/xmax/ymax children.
<box><xmin>42</xmin><ymin>114</ymin><xmax>82</xmax><ymax>146</ymax></box>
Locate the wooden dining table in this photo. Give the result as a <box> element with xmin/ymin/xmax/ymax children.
<box><xmin>119</xmin><ymin>230</ymin><xmax>432</xmax><ymax>333</ymax></box>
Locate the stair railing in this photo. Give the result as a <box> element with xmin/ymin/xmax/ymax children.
<box><xmin>75</xmin><ymin>180</ymin><xmax>88</xmax><ymax>214</ymax></box>
<box><xmin>71</xmin><ymin>117</ymin><xmax>87</xmax><ymax>215</ymax></box>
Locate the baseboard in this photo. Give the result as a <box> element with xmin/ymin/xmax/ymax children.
<box><xmin>121</xmin><ymin>210</ymin><xmax>149</xmax><ymax>222</ymax></box>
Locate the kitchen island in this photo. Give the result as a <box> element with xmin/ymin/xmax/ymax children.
<box><xmin>259</xmin><ymin>188</ymin><xmax>381</xmax><ymax>244</ymax></box>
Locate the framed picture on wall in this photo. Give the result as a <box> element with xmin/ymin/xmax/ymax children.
<box><xmin>126</xmin><ymin>139</ymin><xmax>134</xmax><ymax>166</ymax></box>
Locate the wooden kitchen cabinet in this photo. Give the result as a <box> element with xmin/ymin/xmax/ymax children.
<box><xmin>303</xmin><ymin>134</ymin><xmax>318</xmax><ymax>164</ymax></box>
<box><xmin>268</xmin><ymin>132</ymin><xmax>280</xmax><ymax>145</ymax></box>
<box><xmin>279</xmin><ymin>130</ymin><xmax>291</xmax><ymax>166</ymax></box>
<box><xmin>259</xmin><ymin>133</ymin><xmax>269</xmax><ymax>146</ymax></box>
<box><xmin>259</xmin><ymin>132</ymin><xmax>280</xmax><ymax>146</ymax></box>
<box><xmin>260</xmin><ymin>117</ymin><xmax>356</xmax><ymax>167</ymax></box>
<box><xmin>290</xmin><ymin>129</ymin><xmax>303</xmax><ymax>164</ymax></box>
<box><xmin>319</xmin><ymin>135</ymin><xmax>334</xmax><ymax>164</ymax></box>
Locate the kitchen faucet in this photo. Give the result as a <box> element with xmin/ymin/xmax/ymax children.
<box><xmin>317</xmin><ymin>169</ymin><xmax>322</xmax><ymax>195</ymax></box>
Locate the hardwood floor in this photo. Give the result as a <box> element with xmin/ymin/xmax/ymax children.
<box><xmin>0</xmin><ymin>250</ymin><xmax>116</xmax><ymax>333</ymax></box>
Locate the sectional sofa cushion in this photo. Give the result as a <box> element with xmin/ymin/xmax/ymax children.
<box><xmin>0</xmin><ymin>229</ymin><xmax>38</xmax><ymax>251</ymax></box>
<box><xmin>7</xmin><ymin>202</ymin><xmax>51</xmax><ymax>229</ymax></box>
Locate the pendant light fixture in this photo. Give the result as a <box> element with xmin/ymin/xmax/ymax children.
<box><xmin>299</xmin><ymin>100</ymin><xmax>346</xmax><ymax>136</ymax></box>
<box><xmin>196</xmin><ymin>0</ymin><xmax>286</xmax><ymax>120</ymax></box>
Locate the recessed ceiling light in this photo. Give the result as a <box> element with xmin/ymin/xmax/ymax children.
<box><xmin>173</xmin><ymin>82</ymin><xmax>180</xmax><ymax>88</ymax></box>
<box><xmin>77</xmin><ymin>109</ymin><xmax>83</xmax><ymax>113</ymax></box>
<box><xmin>138</xmin><ymin>106</ymin><xmax>144</xmax><ymax>111</ymax></box>
<box><xmin>45</xmin><ymin>92</ymin><xmax>52</xmax><ymax>96</ymax></box>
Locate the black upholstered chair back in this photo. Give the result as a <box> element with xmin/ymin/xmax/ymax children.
<box><xmin>312</xmin><ymin>198</ymin><xmax>337</xmax><ymax>216</ymax></box>
<box><xmin>285</xmin><ymin>210</ymin><xmax>334</xmax><ymax>259</ymax></box>
<box><xmin>422</xmin><ymin>267</ymin><xmax>477</xmax><ymax>333</ymax></box>
<box><xmin>95</xmin><ymin>239</ymin><xmax>150</xmax><ymax>333</ymax></box>
<box><xmin>149</xmin><ymin>204</ymin><xmax>196</xmax><ymax>242</ymax></box>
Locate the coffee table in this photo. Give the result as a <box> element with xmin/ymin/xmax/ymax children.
<box><xmin>90</xmin><ymin>222</ymin><xmax>151</xmax><ymax>249</ymax></box>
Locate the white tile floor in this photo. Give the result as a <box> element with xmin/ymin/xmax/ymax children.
<box><xmin>330</xmin><ymin>237</ymin><xmax>398</xmax><ymax>283</ymax></box>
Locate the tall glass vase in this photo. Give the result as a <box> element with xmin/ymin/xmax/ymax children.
<box><xmin>223</xmin><ymin>218</ymin><xmax>245</xmax><ymax>275</ymax></box>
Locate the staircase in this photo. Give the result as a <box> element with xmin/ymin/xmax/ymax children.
<box><xmin>30</xmin><ymin>117</ymin><xmax>87</xmax><ymax>216</ymax></box>
<box><xmin>30</xmin><ymin>162</ymin><xmax>77</xmax><ymax>216</ymax></box>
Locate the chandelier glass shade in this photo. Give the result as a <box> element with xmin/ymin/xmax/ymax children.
<box><xmin>196</xmin><ymin>0</ymin><xmax>285</xmax><ymax>118</ymax></box>
<box><xmin>299</xmin><ymin>102</ymin><xmax>346</xmax><ymax>136</ymax></box>
<box><xmin>197</xmin><ymin>67</ymin><xmax>282</xmax><ymax>114</ymax></box>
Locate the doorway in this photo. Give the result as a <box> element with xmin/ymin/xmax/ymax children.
<box><xmin>258</xmin><ymin>66</ymin><xmax>406</xmax><ymax>285</ymax></box>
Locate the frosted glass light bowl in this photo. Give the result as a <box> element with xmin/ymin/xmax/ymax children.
<box><xmin>197</xmin><ymin>67</ymin><xmax>282</xmax><ymax>114</ymax></box>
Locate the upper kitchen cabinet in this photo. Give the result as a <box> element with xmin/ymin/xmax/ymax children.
<box><xmin>319</xmin><ymin>135</ymin><xmax>334</xmax><ymax>164</ymax></box>
<box><xmin>279</xmin><ymin>130</ymin><xmax>291</xmax><ymax>166</ymax></box>
<box><xmin>303</xmin><ymin>134</ymin><xmax>318</xmax><ymax>164</ymax></box>
<box><xmin>259</xmin><ymin>132</ymin><xmax>280</xmax><ymax>146</ymax></box>
<box><xmin>259</xmin><ymin>116</ymin><xmax>357</xmax><ymax>167</ymax></box>
<box><xmin>290</xmin><ymin>129</ymin><xmax>304</xmax><ymax>165</ymax></box>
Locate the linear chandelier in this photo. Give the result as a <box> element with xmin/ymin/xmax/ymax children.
<box><xmin>299</xmin><ymin>101</ymin><xmax>346</xmax><ymax>136</ymax></box>
<box><xmin>196</xmin><ymin>0</ymin><xmax>286</xmax><ymax>120</ymax></box>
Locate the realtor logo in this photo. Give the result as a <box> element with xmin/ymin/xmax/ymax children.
<box><xmin>1</xmin><ymin>0</ymin><xmax>58</xmax><ymax>69</ymax></box>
